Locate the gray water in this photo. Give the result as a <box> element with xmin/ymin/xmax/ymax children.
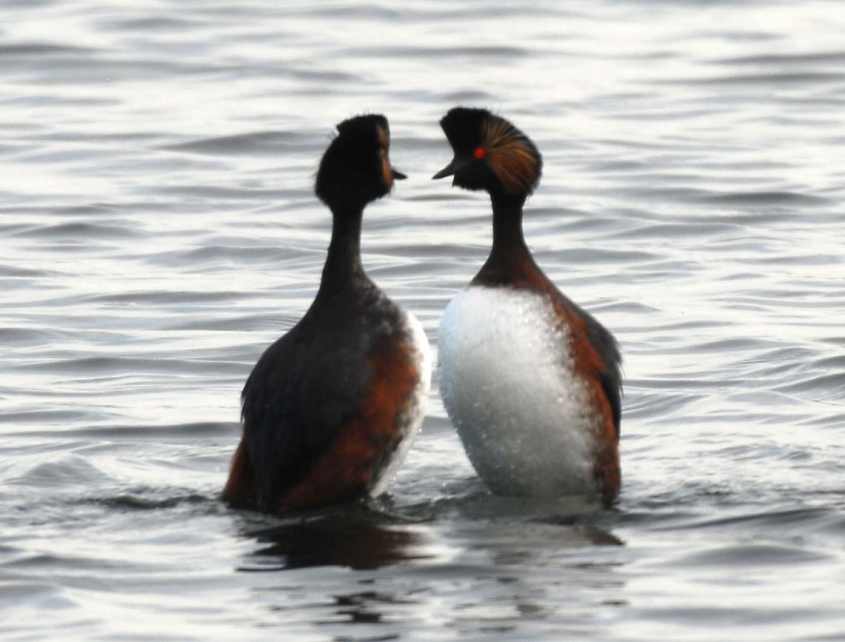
<box><xmin>2</xmin><ymin>2</ymin><xmax>844</xmax><ymax>640</ymax></box>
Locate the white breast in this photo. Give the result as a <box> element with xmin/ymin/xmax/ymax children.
<box><xmin>438</xmin><ymin>286</ymin><xmax>598</xmax><ymax>497</ymax></box>
<box><xmin>370</xmin><ymin>309</ymin><xmax>432</xmax><ymax>496</ymax></box>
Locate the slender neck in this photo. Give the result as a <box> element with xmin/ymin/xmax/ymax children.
<box><xmin>474</xmin><ymin>191</ymin><xmax>539</xmax><ymax>287</ymax></box>
<box><xmin>319</xmin><ymin>203</ymin><xmax>367</xmax><ymax>294</ymax></box>
<box><xmin>490</xmin><ymin>192</ymin><xmax>528</xmax><ymax>256</ymax></box>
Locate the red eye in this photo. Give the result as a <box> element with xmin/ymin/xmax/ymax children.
<box><xmin>473</xmin><ymin>146</ymin><xmax>487</xmax><ymax>160</ymax></box>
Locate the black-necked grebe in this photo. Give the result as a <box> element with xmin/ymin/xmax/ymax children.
<box><xmin>224</xmin><ymin>114</ymin><xmax>431</xmax><ymax>513</ymax></box>
<box><xmin>433</xmin><ymin>107</ymin><xmax>621</xmax><ymax>506</ymax></box>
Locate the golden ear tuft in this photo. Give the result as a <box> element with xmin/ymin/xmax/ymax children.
<box><xmin>376</xmin><ymin>125</ymin><xmax>389</xmax><ymax>150</ymax></box>
<box><xmin>481</xmin><ymin>115</ymin><xmax>542</xmax><ymax>195</ymax></box>
<box><xmin>376</xmin><ymin>125</ymin><xmax>393</xmax><ymax>189</ymax></box>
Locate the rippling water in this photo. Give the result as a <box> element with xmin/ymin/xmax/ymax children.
<box><xmin>2</xmin><ymin>2</ymin><xmax>844</xmax><ymax>640</ymax></box>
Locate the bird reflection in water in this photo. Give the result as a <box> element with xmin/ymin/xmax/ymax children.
<box><xmin>330</xmin><ymin>589</ymin><xmax>419</xmax><ymax>628</ymax></box>
<box><xmin>238</xmin><ymin>506</ymin><xmax>433</xmax><ymax>571</ymax></box>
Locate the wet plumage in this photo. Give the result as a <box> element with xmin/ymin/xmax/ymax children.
<box><xmin>434</xmin><ymin>107</ymin><xmax>622</xmax><ymax>506</ymax></box>
<box><xmin>224</xmin><ymin>115</ymin><xmax>431</xmax><ymax>514</ymax></box>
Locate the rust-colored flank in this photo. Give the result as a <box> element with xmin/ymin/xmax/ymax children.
<box><xmin>277</xmin><ymin>334</ymin><xmax>420</xmax><ymax>512</ymax></box>
<box><xmin>546</xmin><ymin>295</ymin><xmax>620</xmax><ymax>504</ymax></box>
<box><xmin>222</xmin><ymin>439</ymin><xmax>256</xmax><ymax>508</ymax></box>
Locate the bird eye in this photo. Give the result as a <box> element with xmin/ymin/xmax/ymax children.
<box><xmin>473</xmin><ymin>146</ymin><xmax>487</xmax><ymax>160</ymax></box>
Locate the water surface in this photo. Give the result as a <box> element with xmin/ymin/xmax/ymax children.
<box><xmin>1</xmin><ymin>2</ymin><xmax>844</xmax><ymax>640</ymax></box>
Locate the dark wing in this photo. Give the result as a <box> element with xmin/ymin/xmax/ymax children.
<box><xmin>548</xmin><ymin>288</ymin><xmax>623</xmax><ymax>440</ymax></box>
<box><xmin>582</xmin><ymin>309</ymin><xmax>622</xmax><ymax>438</ymax></box>
<box><xmin>240</xmin><ymin>324</ymin><xmax>371</xmax><ymax>511</ymax></box>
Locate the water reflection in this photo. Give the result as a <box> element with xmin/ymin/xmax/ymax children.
<box><xmin>5</xmin><ymin>0</ymin><xmax>845</xmax><ymax>637</ymax></box>
<box><xmin>240</xmin><ymin>508</ymin><xmax>434</xmax><ymax>571</ymax></box>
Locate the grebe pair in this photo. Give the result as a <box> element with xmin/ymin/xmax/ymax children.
<box><xmin>223</xmin><ymin>109</ymin><xmax>622</xmax><ymax>514</ymax></box>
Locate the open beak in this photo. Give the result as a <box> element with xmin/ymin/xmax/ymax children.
<box><xmin>432</xmin><ymin>157</ymin><xmax>459</xmax><ymax>180</ymax></box>
<box><xmin>392</xmin><ymin>168</ymin><xmax>407</xmax><ymax>180</ymax></box>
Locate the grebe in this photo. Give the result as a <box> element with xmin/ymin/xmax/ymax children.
<box><xmin>224</xmin><ymin>114</ymin><xmax>431</xmax><ymax>513</ymax></box>
<box><xmin>433</xmin><ymin>107</ymin><xmax>621</xmax><ymax>506</ymax></box>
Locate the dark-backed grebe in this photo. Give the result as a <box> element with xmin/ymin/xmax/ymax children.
<box><xmin>433</xmin><ymin>107</ymin><xmax>621</xmax><ymax>506</ymax></box>
<box><xmin>224</xmin><ymin>114</ymin><xmax>431</xmax><ymax>513</ymax></box>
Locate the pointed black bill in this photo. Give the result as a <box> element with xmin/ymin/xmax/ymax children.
<box><xmin>432</xmin><ymin>158</ymin><xmax>458</xmax><ymax>180</ymax></box>
<box><xmin>392</xmin><ymin>168</ymin><xmax>407</xmax><ymax>180</ymax></box>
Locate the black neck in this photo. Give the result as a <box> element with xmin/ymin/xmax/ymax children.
<box><xmin>474</xmin><ymin>192</ymin><xmax>536</xmax><ymax>285</ymax></box>
<box><xmin>318</xmin><ymin>204</ymin><xmax>368</xmax><ymax>295</ymax></box>
<box><xmin>491</xmin><ymin>192</ymin><xmax>528</xmax><ymax>255</ymax></box>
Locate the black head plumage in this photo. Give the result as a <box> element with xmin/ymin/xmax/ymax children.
<box><xmin>434</xmin><ymin>107</ymin><xmax>542</xmax><ymax>196</ymax></box>
<box><xmin>315</xmin><ymin>114</ymin><xmax>404</xmax><ymax>209</ymax></box>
